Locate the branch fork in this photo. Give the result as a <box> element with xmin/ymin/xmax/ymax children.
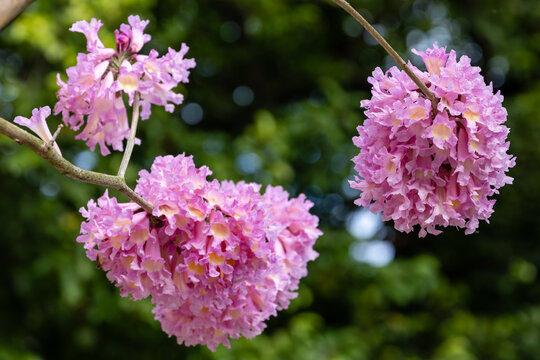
<box><xmin>0</xmin><ymin>116</ymin><xmax>154</xmax><ymax>213</ymax></box>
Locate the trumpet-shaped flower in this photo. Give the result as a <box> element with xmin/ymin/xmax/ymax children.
<box><xmin>350</xmin><ymin>43</ymin><xmax>515</xmax><ymax>237</ymax></box>
<box><xmin>78</xmin><ymin>154</ymin><xmax>321</xmax><ymax>350</ymax></box>
<box><xmin>14</xmin><ymin>106</ymin><xmax>62</xmax><ymax>155</ymax></box>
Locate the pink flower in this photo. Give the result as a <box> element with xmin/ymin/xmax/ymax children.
<box><xmin>77</xmin><ymin>154</ymin><xmax>322</xmax><ymax>350</ymax></box>
<box><xmin>55</xmin><ymin>16</ymin><xmax>196</xmax><ymax>155</ymax></box>
<box><xmin>118</xmin><ymin>15</ymin><xmax>152</xmax><ymax>54</ymax></box>
<box><xmin>14</xmin><ymin>106</ymin><xmax>62</xmax><ymax>155</ymax></box>
<box><xmin>133</xmin><ymin>47</ymin><xmax>196</xmax><ymax>120</ymax></box>
<box><xmin>70</xmin><ymin>18</ymin><xmax>115</xmax><ymax>59</ymax></box>
<box><xmin>351</xmin><ymin>43</ymin><xmax>515</xmax><ymax>237</ymax></box>
<box><xmin>423</xmin><ymin>111</ymin><xmax>457</xmax><ymax>150</ymax></box>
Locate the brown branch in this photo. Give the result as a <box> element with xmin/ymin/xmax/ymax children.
<box><xmin>0</xmin><ymin>116</ymin><xmax>154</xmax><ymax>213</ymax></box>
<box><xmin>332</xmin><ymin>0</ymin><xmax>438</xmax><ymax>111</ymax></box>
<box><xmin>0</xmin><ymin>0</ymin><xmax>35</xmax><ymax>30</ymax></box>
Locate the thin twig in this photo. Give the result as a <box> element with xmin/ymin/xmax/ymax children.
<box><xmin>51</xmin><ymin>123</ymin><xmax>63</xmax><ymax>141</ymax></box>
<box><xmin>0</xmin><ymin>116</ymin><xmax>154</xmax><ymax>213</ymax></box>
<box><xmin>118</xmin><ymin>92</ymin><xmax>140</xmax><ymax>179</ymax></box>
<box><xmin>332</xmin><ymin>0</ymin><xmax>438</xmax><ymax>111</ymax></box>
<box><xmin>44</xmin><ymin>123</ymin><xmax>63</xmax><ymax>152</ymax></box>
<box><xmin>0</xmin><ymin>0</ymin><xmax>35</xmax><ymax>30</ymax></box>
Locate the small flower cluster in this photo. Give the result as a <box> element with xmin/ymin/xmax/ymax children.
<box><xmin>55</xmin><ymin>16</ymin><xmax>196</xmax><ymax>155</ymax></box>
<box><xmin>351</xmin><ymin>43</ymin><xmax>515</xmax><ymax>237</ymax></box>
<box><xmin>78</xmin><ymin>154</ymin><xmax>321</xmax><ymax>350</ymax></box>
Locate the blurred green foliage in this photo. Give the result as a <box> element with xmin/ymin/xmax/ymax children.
<box><xmin>1</xmin><ymin>0</ymin><xmax>539</xmax><ymax>359</ymax></box>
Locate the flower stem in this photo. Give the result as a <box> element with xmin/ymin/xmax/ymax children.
<box><xmin>118</xmin><ymin>92</ymin><xmax>140</xmax><ymax>179</ymax></box>
<box><xmin>44</xmin><ymin>123</ymin><xmax>63</xmax><ymax>152</ymax></box>
<box><xmin>0</xmin><ymin>116</ymin><xmax>154</xmax><ymax>213</ymax></box>
<box><xmin>331</xmin><ymin>0</ymin><xmax>438</xmax><ymax>108</ymax></box>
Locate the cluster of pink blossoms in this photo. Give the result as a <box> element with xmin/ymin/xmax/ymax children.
<box><xmin>78</xmin><ymin>154</ymin><xmax>321</xmax><ymax>350</ymax></box>
<box><xmin>351</xmin><ymin>43</ymin><xmax>515</xmax><ymax>237</ymax></box>
<box><xmin>55</xmin><ymin>16</ymin><xmax>196</xmax><ymax>155</ymax></box>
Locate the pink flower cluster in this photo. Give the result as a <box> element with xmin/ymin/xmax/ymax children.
<box><xmin>55</xmin><ymin>16</ymin><xmax>196</xmax><ymax>155</ymax></box>
<box><xmin>350</xmin><ymin>43</ymin><xmax>515</xmax><ymax>237</ymax></box>
<box><xmin>78</xmin><ymin>154</ymin><xmax>321</xmax><ymax>350</ymax></box>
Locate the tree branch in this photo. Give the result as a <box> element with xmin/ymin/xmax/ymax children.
<box><xmin>331</xmin><ymin>0</ymin><xmax>438</xmax><ymax>111</ymax></box>
<box><xmin>0</xmin><ymin>0</ymin><xmax>35</xmax><ymax>30</ymax></box>
<box><xmin>118</xmin><ymin>92</ymin><xmax>140</xmax><ymax>179</ymax></box>
<box><xmin>0</xmin><ymin>116</ymin><xmax>154</xmax><ymax>213</ymax></box>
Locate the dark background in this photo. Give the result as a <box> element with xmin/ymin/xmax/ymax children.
<box><xmin>1</xmin><ymin>0</ymin><xmax>539</xmax><ymax>359</ymax></box>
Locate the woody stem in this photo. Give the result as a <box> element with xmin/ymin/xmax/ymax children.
<box><xmin>0</xmin><ymin>116</ymin><xmax>154</xmax><ymax>213</ymax></box>
<box><xmin>331</xmin><ymin>0</ymin><xmax>438</xmax><ymax>110</ymax></box>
